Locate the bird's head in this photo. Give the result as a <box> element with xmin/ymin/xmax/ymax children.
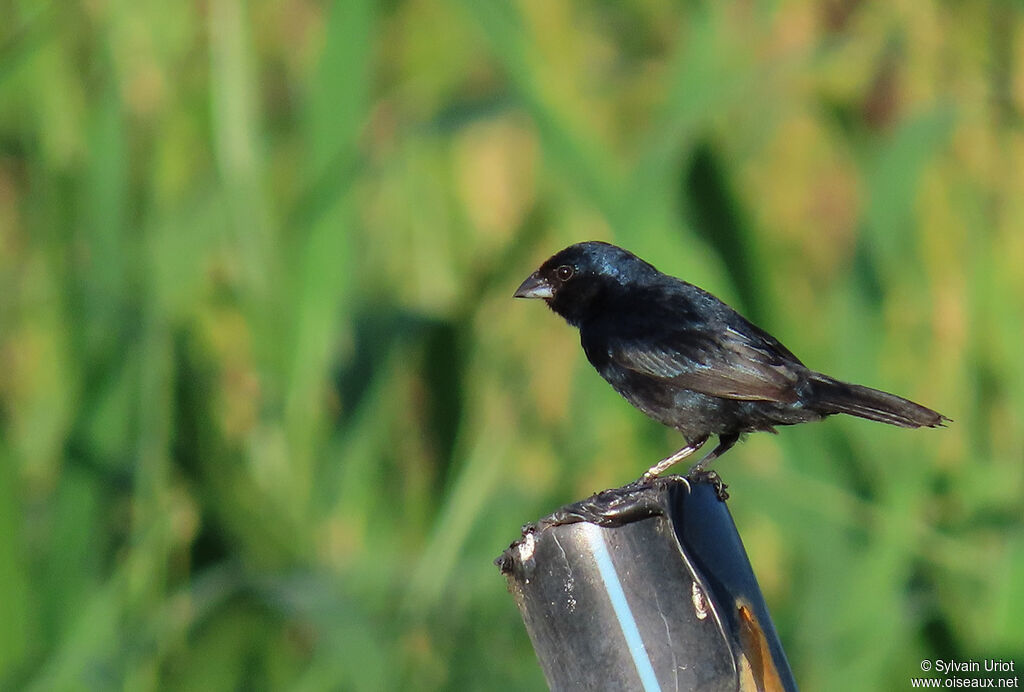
<box><xmin>513</xmin><ymin>241</ymin><xmax>658</xmax><ymax>326</ymax></box>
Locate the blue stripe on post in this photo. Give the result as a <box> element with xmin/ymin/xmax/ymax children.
<box><xmin>581</xmin><ymin>523</ymin><xmax>662</xmax><ymax>692</ymax></box>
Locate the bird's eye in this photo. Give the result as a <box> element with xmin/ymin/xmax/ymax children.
<box><xmin>555</xmin><ymin>265</ymin><xmax>574</xmax><ymax>281</ymax></box>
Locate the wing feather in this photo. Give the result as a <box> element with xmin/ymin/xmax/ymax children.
<box><xmin>609</xmin><ymin>325</ymin><xmax>802</xmax><ymax>402</ymax></box>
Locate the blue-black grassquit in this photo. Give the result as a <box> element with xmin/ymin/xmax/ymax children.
<box><xmin>515</xmin><ymin>241</ymin><xmax>947</xmax><ymax>478</ymax></box>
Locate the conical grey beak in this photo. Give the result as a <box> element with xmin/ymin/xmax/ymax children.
<box><xmin>514</xmin><ymin>272</ymin><xmax>554</xmax><ymax>300</ymax></box>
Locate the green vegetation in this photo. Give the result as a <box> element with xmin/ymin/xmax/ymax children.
<box><xmin>1</xmin><ymin>0</ymin><xmax>1021</xmax><ymax>689</ymax></box>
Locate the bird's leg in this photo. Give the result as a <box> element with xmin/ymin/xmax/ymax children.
<box><xmin>686</xmin><ymin>432</ymin><xmax>740</xmax><ymax>477</ymax></box>
<box><xmin>642</xmin><ymin>435</ymin><xmax>709</xmax><ymax>480</ymax></box>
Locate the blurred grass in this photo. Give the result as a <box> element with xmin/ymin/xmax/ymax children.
<box><xmin>1</xmin><ymin>0</ymin><xmax>1022</xmax><ymax>689</ymax></box>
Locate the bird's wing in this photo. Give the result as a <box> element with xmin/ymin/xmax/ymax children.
<box><xmin>608</xmin><ymin>325</ymin><xmax>802</xmax><ymax>403</ymax></box>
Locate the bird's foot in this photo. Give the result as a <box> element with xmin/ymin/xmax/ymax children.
<box><xmin>627</xmin><ymin>472</ymin><xmax>691</xmax><ymax>492</ymax></box>
<box><xmin>686</xmin><ymin>468</ymin><xmax>730</xmax><ymax>501</ymax></box>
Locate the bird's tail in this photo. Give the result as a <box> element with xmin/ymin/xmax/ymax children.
<box><xmin>808</xmin><ymin>373</ymin><xmax>948</xmax><ymax>428</ymax></box>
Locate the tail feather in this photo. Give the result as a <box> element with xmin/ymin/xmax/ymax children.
<box><xmin>809</xmin><ymin>374</ymin><xmax>948</xmax><ymax>429</ymax></box>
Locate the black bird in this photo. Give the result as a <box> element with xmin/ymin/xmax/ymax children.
<box><xmin>514</xmin><ymin>241</ymin><xmax>947</xmax><ymax>479</ymax></box>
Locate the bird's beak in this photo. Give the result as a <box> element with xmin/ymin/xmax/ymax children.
<box><xmin>513</xmin><ymin>271</ymin><xmax>554</xmax><ymax>300</ymax></box>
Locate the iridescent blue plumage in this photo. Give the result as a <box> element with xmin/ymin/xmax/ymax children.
<box><xmin>515</xmin><ymin>241</ymin><xmax>947</xmax><ymax>477</ymax></box>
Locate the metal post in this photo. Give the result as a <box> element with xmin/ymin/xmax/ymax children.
<box><xmin>496</xmin><ymin>474</ymin><xmax>798</xmax><ymax>692</ymax></box>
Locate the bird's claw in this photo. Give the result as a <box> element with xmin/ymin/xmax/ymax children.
<box><xmin>686</xmin><ymin>468</ymin><xmax>730</xmax><ymax>501</ymax></box>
